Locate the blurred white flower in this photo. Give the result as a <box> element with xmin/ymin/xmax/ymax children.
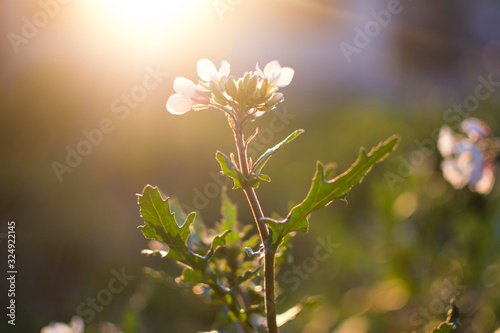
<box><xmin>197</xmin><ymin>59</ymin><xmax>230</xmax><ymax>82</ymax></box>
<box><xmin>41</xmin><ymin>316</ymin><xmax>84</xmax><ymax>333</ymax></box>
<box><xmin>437</xmin><ymin>118</ymin><xmax>497</xmax><ymax>194</ymax></box>
<box><xmin>256</xmin><ymin>60</ymin><xmax>294</xmax><ymax>88</ymax></box>
<box><xmin>461</xmin><ymin>117</ymin><xmax>490</xmax><ymax>141</ymax></box>
<box><xmin>437</xmin><ymin>125</ymin><xmax>455</xmax><ymax>158</ymax></box>
<box><xmin>166</xmin><ymin>77</ymin><xmax>211</xmax><ymax>115</ymax></box>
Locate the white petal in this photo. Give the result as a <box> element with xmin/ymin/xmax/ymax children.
<box><xmin>173</xmin><ymin>77</ymin><xmax>197</xmax><ymax>98</ymax></box>
<box><xmin>197</xmin><ymin>59</ymin><xmax>217</xmax><ymax>82</ymax></box>
<box><xmin>437</xmin><ymin>126</ymin><xmax>455</xmax><ymax>158</ymax></box>
<box><xmin>218</xmin><ymin>60</ymin><xmax>230</xmax><ymax>77</ymax></box>
<box><xmin>70</xmin><ymin>317</ymin><xmax>84</xmax><ymax>333</ymax></box>
<box><xmin>461</xmin><ymin>118</ymin><xmax>490</xmax><ymax>140</ymax></box>
<box><xmin>263</xmin><ymin>60</ymin><xmax>282</xmax><ymax>82</ymax></box>
<box><xmin>274</xmin><ymin>67</ymin><xmax>294</xmax><ymax>87</ymax></box>
<box><xmin>256</xmin><ymin>63</ymin><xmax>265</xmax><ymax>79</ymax></box>
<box><xmin>166</xmin><ymin>94</ymin><xmax>194</xmax><ymax>115</ymax></box>
<box><xmin>441</xmin><ymin>159</ymin><xmax>468</xmax><ymax>189</ymax></box>
<box><xmin>254</xmin><ymin>110</ymin><xmax>266</xmax><ymax>117</ymax></box>
<box><xmin>473</xmin><ymin>163</ymin><xmax>495</xmax><ymax>194</ymax></box>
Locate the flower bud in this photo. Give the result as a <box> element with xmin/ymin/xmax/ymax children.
<box><xmin>264</xmin><ymin>92</ymin><xmax>284</xmax><ymax>108</ymax></box>
<box><xmin>209</xmin><ymin>81</ymin><xmax>226</xmax><ymax>101</ymax></box>
<box><xmin>224</xmin><ymin>76</ymin><xmax>239</xmax><ymax>99</ymax></box>
<box><xmin>246</xmin><ymin>74</ymin><xmax>258</xmax><ymax>95</ymax></box>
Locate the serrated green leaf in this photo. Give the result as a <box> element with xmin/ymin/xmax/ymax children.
<box><xmin>265</xmin><ymin>135</ymin><xmax>399</xmax><ymax>243</ymax></box>
<box><xmin>216</xmin><ymin>151</ymin><xmax>246</xmax><ymax>189</ymax></box>
<box><xmin>252</xmin><ymin>129</ymin><xmax>304</xmax><ymax>175</ymax></box>
<box><xmin>138</xmin><ymin>185</ymin><xmax>206</xmax><ymax>270</ymax></box>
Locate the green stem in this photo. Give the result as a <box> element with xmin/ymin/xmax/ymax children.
<box><xmin>210</xmin><ymin>281</ymin><xmax>253</xmax><ymax>332</ymax></box>
<box><xmin>233</xmin><ymin>119</ymin><xmax>279</xmax><ymax>333</ymax></box>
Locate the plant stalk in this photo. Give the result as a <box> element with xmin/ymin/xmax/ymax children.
<box><xmin>233</xmin><ymin>120</ymin><xmax>279</xmax><ymax>333</ymax></box>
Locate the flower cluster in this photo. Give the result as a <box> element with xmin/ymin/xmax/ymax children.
<box><xmin>40</xmin><ymin>316</ymin><xmax>84</xmax><ymax>333</ymax></box>
<box><xmin>437</xmin><ymin>118</ymin><xmax>499</xmax><ymax>194</ymax></box>
<box><xmin>166</xmin><ymin>59</ymin><xmax>293</xmax><ymax>118</ymax></box>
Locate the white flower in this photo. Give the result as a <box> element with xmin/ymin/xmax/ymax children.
<box><xmin>41</xmin><ymin>316</ymin><xmax>84</xmax><ymax>333</ymax></box>
<box><xmin>438</xmin><ymin>127</ymin><xmax>496</xmax><ymax>194</ymax></box>
<box><xmin>197</xmin><ymin>59</ymin><xmax>230</xmax><ymax>82</ymax></box>
<box><xmin>437</xmin><ymin>125</ymin><xmax>455</xmax><ymax>158</ymax></box>
<box><xmin>256</xmin><ymin>60</ymin><xmax>294</xmax><ymax>88</ymax></box>
<box><xmin>166</xmin><ymin>77</ymin><xmax>211</xmax><ymax>115</ymax></box>
<box><xmin>461</xmin><ymin>117</ymin><xmax>490</xmax><ymax>141</ymax></box>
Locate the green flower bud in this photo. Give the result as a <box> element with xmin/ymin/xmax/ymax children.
<box><xmin>246</xmin><ymin>74</ymin><xmax>258</xmax><ymax>96</ymax></box>
<box><xmin>224</xmin><ymin>76</ymin><xmax>239</xmax><ymax>99</ymax></box>
<box><xmin>209</xmin><ymin>81</ymin><xmax>226</xmax><ymax>101</ymax></box>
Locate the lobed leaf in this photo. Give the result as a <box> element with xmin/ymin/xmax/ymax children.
<box><xmin>265</xmin><ymin>135</ymin><xmax>399</xmax><ymax>244</ymax></box>
<box><xmin>138</xmin><ymin>185</ymin><xmax>207</xmax><ymax>270</ymax></box>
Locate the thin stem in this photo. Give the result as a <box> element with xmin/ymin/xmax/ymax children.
<box><xmin>232</xmin><ymin>118</ymin><xmax>278</xmax><ymax>333</ymax></box>
<box><xmin>210</xmin><ymin>282</ymin><xmax>253</xmax><ymax>332</ymax></box>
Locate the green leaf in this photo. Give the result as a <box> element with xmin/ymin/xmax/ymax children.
<box><xmin>252</xmin><ymin>129</ymin><xmax>304</xmax><ymax>175</ymax></box>
<box><xmin>265</xmin><ymin>135</ymin><xmax>399</xmax><ymax>243</ymax></box>
<box><xmin>236</xmin><ymin>267</ymin><xmax>262</xmax><ymax>285</ymax></box>
<box><xmin>178</xmin><ymin>267</ymin><xmax>204</xmax><ymax>285</ymax></box>
<box><xmin>431</xmin><ymin>323</ymin><xmax>454</xmax><ymax>333</ymax></box>
<box><xmin>216</xmin><ymin>151</ymin><xmax>246</xmax><ymax>189</ymax></box>
<box><xmin>203</xmin><ymin>230</ymin><xmax>231</xmax><ymax>260</ymax></box>
<box><xmin>137</xmin><ymin>185</ymin><xmax>206</xmax><ymax>270</ymax></box>
<box><xmin>276</xmin><ymin>296</ymin><xmax>322</xmax><ymax>327</ymax></box>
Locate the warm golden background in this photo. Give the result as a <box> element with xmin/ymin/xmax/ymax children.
<box><xmin>1</xmin><ymin>0</ymin><xmax>500</xmax><ymax>332</ymax></box>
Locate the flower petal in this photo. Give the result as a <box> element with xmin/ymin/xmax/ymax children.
<box><xmin>197</xmin><ymin>59</ymin><xmax>217</xmax><ymax>82</ymax></box>
<box><xmin>273</xmin><ymin>67</ymin><xmax>294</xmax><ymax>87</ymax></box>
<box><xmin>173</xmin><ymin>77</ymin><xmax>197</xmax><ymax>97</ymax></box>
<box><xmin>461</xmin><ymin>118</ymin><xmax>490</xmax><ymax>140</ymax></box>
<box><xmin>256</xmin><ymin>63</ymin><xmax>265</xmax><ymax>79</ymax></box>
<box><xmin>218</xmin><ymin>60</ymin><xmax>230</xmax><ymax>77</ymax></box>
<box><xmin>472</xmin><ymin>163</ymin><xmax>495</xmax><ymax>194</ymax></box>
<box><xmin>437</xmin><ymin>126</ymin><xmax>455</xmax><ymax>158</ymax></box>
<box><xmin>167</xmin><ymin>94</ymin><xmax>194</xmax><ymax>115</ymax></box>
<box><xmin>263</xmin><ymin>60</ymin><xmax>282</xmax><ymax>80</ymax></box>
<box><xmin>441</xmin><ymin>159</ymin><xmax>468</xmax><ymax>189</ymax></box>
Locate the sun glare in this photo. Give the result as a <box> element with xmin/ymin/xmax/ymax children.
<box><xmin>87</xmin><ymin>0</ymin><xmax>208</xmax><ymax>50</ymax></box>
